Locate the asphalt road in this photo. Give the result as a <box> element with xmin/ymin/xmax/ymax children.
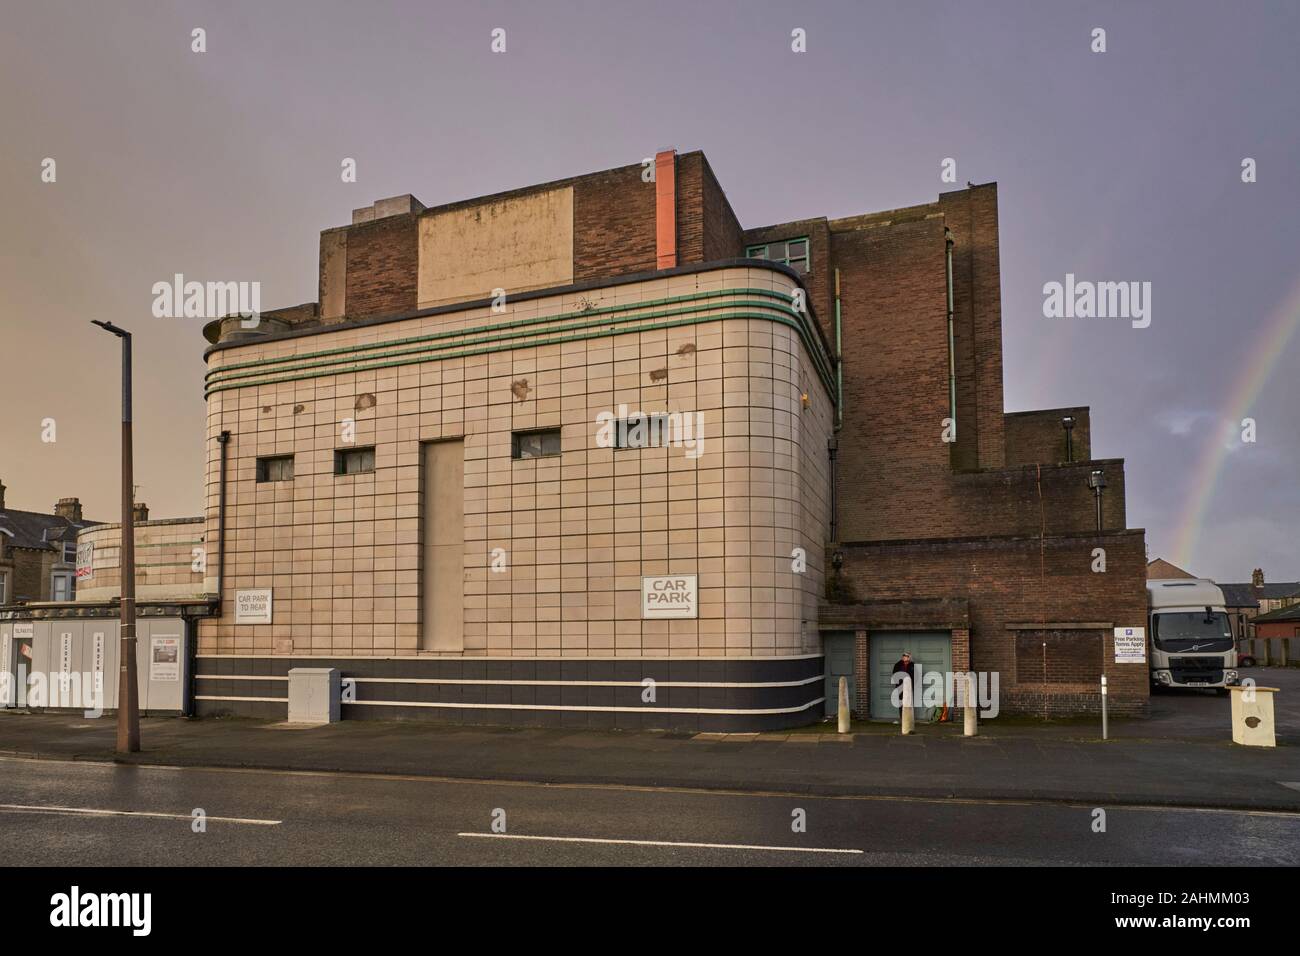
<box><xmin>3</xmin><ymin>755</ymin><xmax>1297</xmax><ymax>867</ymax></box>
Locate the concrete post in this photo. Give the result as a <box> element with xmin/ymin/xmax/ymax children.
<box><xmin>837</xmin><ymin>676</ymin><xmax>850</xmax><ymax>734</ymax></box>
<box><xmin>900</xmin><ymin>676</ymin><xmax>914</xmax><ymax>735</ymax></box>
<box><xmin>964</xmin><ymin>671</ymin><xmax>977</xmax><ymax>737</ymax></box>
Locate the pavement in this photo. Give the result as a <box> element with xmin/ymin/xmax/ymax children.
<box><xmin>2</xmin><ymin>667</ymin><xmax>1298</xmax><ymax>812</ymax></box>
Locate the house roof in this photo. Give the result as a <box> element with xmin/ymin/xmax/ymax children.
<box><xmin>0</xmin><ymin>508</ymin><xmax>98</xmax><ymax>552</ymax></box>
<box><xmin>1218</xmin><ymin>584</ymin><xmax>1261</xmax><ymax>609</ymax></box>
<box><xmin>1253</xmin><ymin>603</ymin><xmax>1300</xmax><ymax>623</ymax></box>
<box><xmin>1219</xmin><ymin>581</ymin><xmax>1300</xmax><ymax>601</ymax></box>
<box><xmin>1147</xmin><ymin>557</ymin><xmax>1195</xmax><ymax>579</ymax></box>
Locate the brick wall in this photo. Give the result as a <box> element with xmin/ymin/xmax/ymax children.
<box><xmin>344</xmin><ymin>213</ymin><xmax>418</xmax><ymax>318</ymax></box>
<box><xmin>573</xmin><ymin>165</ymin><xmax>656</xmax><ymax>281</ymax></box>
<box><xmin>835</xmin><ymin>529</ymin><xmax>1150</xmax><ymax>715</ymax></box>
<box><xmin>831</xmin><ymin>215</ymin><xmax>951</xmax><ymax>540</ymax></box>
<box><xmin>698</xmin><ymin>156</ymin><xmax>744</xmax><ymax>263</ymax></box>
<box><xmin>939</xmin><ymin>184</ymin><xmax>1005</xmax><ymax>470</ymax></box>
<box><xmin>1005</xmin><ymin>407</ymin><xmax>1092</xmax><ymax>466</ymax></box>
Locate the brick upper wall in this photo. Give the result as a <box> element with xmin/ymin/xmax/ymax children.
<box><xmin>573</xmin><ymin>165</ymin><xmax>656</xmax><ymax>280</ymax></box>
<box><xmin>1006</xmin><ymin>407</ymin><xmax>1092</xmax><ymax>466</ymax></box>
<box><xmin>344</xmin><ymin>213</ymin><xmax>418</xmax><ymax>319</ymax></box>
<box><xmin>832</xmin><ymin>215</ymin><xmax>951</xmax><ymax>540</ymax></box>
<box><xmin>939</xmin><ymin>185</ymin><xmax>1006</xmax><ymax>470</ymax></box>
<box><xmin>679</xmin><ymin>152</ymin><xmax>744</xmax><ymax>266</ymax></box>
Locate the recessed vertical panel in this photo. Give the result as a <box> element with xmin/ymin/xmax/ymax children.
<box><xmin>421</xmin><ymin>441</ymin><xmax>465</xmax><ymax>652</ymax></box>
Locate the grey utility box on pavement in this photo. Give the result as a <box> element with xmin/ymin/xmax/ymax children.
<box><xmin>288</xmin><ymin>667</ymin><xmax>341</xmax><ymax>723</ymax></box>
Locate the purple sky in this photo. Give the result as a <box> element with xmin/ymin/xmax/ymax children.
<box><xmin>1</xmin><ymin>0</ymin><xmax>1296</xmax><ymax>584</ymax></box>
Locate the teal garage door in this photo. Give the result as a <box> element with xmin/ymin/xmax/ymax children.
<box><xmin>822</xmin><ymin>632</ymin><xmax>856</xmax><ymax>718</ymax></box>
<box><xmin>868</xmin><ymin>632</ymin><xmax>952</xmax><ymax>720</ymax></box>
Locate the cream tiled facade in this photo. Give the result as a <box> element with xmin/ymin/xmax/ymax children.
<box><xmin>76</xmin><ymin>518</ymin><xmax>207</xmax><ymax>603</ymax></box>
<box><xmin>199</xmin><ymin>266</ymin><xmax>833</xmax><ymax>660</ymax></box>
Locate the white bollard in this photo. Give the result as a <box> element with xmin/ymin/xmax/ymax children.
<box><xmin>900</xmin><ymin>675</ymin><xmax>914</xmax><ymax>735</ymax></box>
<box><xmin>1101</xmin><ymin>674</ymin><xmax>1108</xmax><ymax>740</ymax></box>
<box><xmin>837</xmin><ymin>676</ymin><xmax>850</xmax><ymax>734</ymax></box>
<box><xmin>964</xmin><ymin>671</ymin><xmax>978</xmax><ymax>737</ymax></box>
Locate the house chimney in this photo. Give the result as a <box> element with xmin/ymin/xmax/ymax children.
<box><xmin>0</xmin><ymin>478</ymin><xmax>6</xmax><ymax>511</ymax></box>
<box><xmin>132</xmin><ymin>501</ymin><xmax>150</xmax><ymax>523</ymax></box>
<box><xmin>1251</xmin><ymin>568</ymin><xmax>1264</xmax><ymax>587</ymax></box>
<box><xmin>54</xmin><ymin>497</ymin><xmax>82</xmax><ymax>522</ymax></box>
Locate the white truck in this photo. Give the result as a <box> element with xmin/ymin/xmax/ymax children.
<box><xmin>1146</xmin><ymin>578</ymin><xmax>1239</xmax><ymax>693</ymax></box>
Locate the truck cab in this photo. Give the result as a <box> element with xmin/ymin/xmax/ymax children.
<box><xmin>1146</xmin><ymin>578</ymin><xmax>1239</xmax><ymax>691</ymax></box>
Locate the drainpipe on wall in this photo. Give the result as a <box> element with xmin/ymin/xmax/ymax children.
<box><xmin>828</xmin><ymin>435</ymin><xmax>839</xmax><ymax>542</ymax></box>
<box><xmin>945</xmin><ymin>229</ymin><xmax>957</xmax><ymax>442</ymax></box>
<box><xmin>215</xmin><ymin>431</ymin><xmax>230</xmax><ymax>612</ymax></box>
<box><xmin>834</xmin><ymin>268</ymin><xmax>843</xmax><ymax>430</ymax></box>
<box><xmin>182</xmin><ymin>613</ymin><xmax>197</xmax><ymax>717</ymax></box>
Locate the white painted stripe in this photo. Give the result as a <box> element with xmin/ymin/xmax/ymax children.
<box><xmin>197</xmin><ymin>674</ymin><xmax>825</xmax><ymax>689</ymax></box>
<box><xmin>351</xmin><ymin>675</ymin><xmax>824</xmax><ymax>689</ymax></box>
<box><xmin>196</xmin><ymin>653</ymin><xmax>822</xmax><ymax>662</ymax></box>
<box><xmin>342</xmin><ymin>698</ymin><xmax>826</xmax><ymax>716</ymax></box>
<box><xmin>458</xmin><ymin>832</ymin><xmax>861</xmax><ymax>854</ymax></box>
<box><xmin>0</xmin><ymin>803</ymin><xmax>281</xmax><ymax>825</ymax></box>
<box><xmin>196</xmin><ymin>674</ymin><xmax>286</xmax><ymax>681</ymax></box>
<box><xmin>193</xmin><ymin>693</ymin><xmax>824</xmax><ymax>715</ymax></box>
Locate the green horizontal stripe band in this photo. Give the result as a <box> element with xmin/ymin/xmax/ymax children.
<box><xmin>204</xmin><ymin>289</ymin><xmax>835</xmax><ymax>394</ymax></box>
<box><xmin>204</xmin><ymin>287</ymin><xmax>817</xmax><ymax>379</ymax></box>
<box><xmin>205</xmin><ymin>298</ymin><xmax>803</xmax><ymax>390</ymax></box>
<box><xmin>206</xmin><ymin>310</ymin><xmax>836</xmax><ymax>399</ymax></box>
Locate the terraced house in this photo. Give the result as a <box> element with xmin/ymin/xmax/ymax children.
<box><xmin>0</xmin><ymin>486</ymin><xmax>96</xmax><ymax>605</ymax></box>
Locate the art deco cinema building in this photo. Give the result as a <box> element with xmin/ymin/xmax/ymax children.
<box><xmin>195</xmin><ymin>149</ymin><xmax>1148</xmax><ymax>729</ymax></box>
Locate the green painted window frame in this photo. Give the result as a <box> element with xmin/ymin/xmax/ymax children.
<box><xmin>746</xmin><ymin>236</ymin><xmax>810</xmax><ymax>274</ymax></box>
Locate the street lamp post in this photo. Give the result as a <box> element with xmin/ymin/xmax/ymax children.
<box><xmin>92</xmin><ymin>320</ymin><xmax>140</xmax><ymax>753</ymax></box>
<box><xmin>1087</xmin><ymin>467</ymin><xmax>1107</xmax><ymax>534</ymax></box>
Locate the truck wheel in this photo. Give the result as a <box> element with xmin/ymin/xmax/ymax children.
<box><xmin>1215</xmin><ymin>688</ymin><xmax>1229</xmax><ymax>697</ymax></box>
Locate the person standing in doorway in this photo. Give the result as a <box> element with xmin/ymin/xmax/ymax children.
<box><xmin>892</xmin><ymin>651</ymin><xmax>916</xmax><ymax>723</ymax></box>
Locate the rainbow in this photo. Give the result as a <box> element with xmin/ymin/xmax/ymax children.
<box><xmin>1172</xmin><ymin>273</ymin><xmax>1300</xmax><ymax>567</ymax></box>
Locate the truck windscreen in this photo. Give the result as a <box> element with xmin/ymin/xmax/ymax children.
<box><xmin>1152</xmin><ymin>612</ymin><xmax>1233</xmax><ymax>652</ymax></box>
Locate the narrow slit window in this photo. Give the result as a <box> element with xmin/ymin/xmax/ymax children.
<box><xmin>334</xmin><ymin>447</ymin><xmax>375</xmax><ymax>475</ymax></box>
<box><xmin>257</xmin><ymin>455</ymin><xmax>296</xmax><ymax>482</ymax></box>
<box><xmin>512</xmin><ymin>429</ymin><xmax>561</xmax><ymax>460</ymax></box>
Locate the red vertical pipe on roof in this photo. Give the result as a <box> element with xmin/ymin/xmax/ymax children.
<box><xmin>655</xmin><ymin>149</ymin><xmax>677</xmax><ymax>269</ymax></box>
